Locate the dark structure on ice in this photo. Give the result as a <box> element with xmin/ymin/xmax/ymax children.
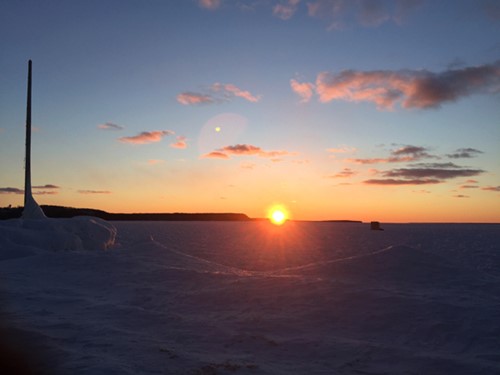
<box><xmin>370</xmin><ymin>221</ymin><xmax>384</xmax><ymax>230</ymax></box>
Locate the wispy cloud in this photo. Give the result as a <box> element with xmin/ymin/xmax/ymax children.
<box><xmin>198</xmin><ymin>0</ymin><xmax>221</xmax><ymax>10</ymax></box>
<box><xmin>177</xmin><ymin>92</ymin><xmax>214</xmax><ymax>105</ymax></box>
<box><xmin>0</xmin><ymin>187</ymin><xmax>24</xmax><ymax>194</ymax></box>
<box><xmin>311</xmin><ymin>61</ymin><xmax>500</xmax><ymax>109</ymax></box>
<box><xmin>306</xmin><ymin>0</ymin><xmax>423</xmax><ymax>29</ymax></box>
<box><xmin>78</xmin><ymin>190</ymin><xmax>112</xmax><ymax>194</ymax></box>
<box><xmin>1</xmin><ymin>185</ymin><xmax>60</xmax><ymax>194</ymax></box>
<box><xmin>290</xmin><ymin>79</ymin><xmax>315</xmax><ymax>103</ymax></box>
<box><xmin>447</xmin><ymin>148</ymin><xmax>483</xmax><ymax>159</ymax></box>
<box><xmin>364</xmin><ymin>178</ymin><xmax>441</xmax><ymax>185</ymax></box>
<box><xmin>460</xmin><ymin>184</ymin><xmax>479</xmax><ymax>189</ymax></box>
<box><xmin>148</xmin><ymin>159</ymin><xmax>165</xmax><ymax>165</ymax></box>
<box><xmin>201</xmin><ymin>144</ymin><xmax>297</xmax><ymax>159</ymax></box>
<box><xmin>273</xmin><ymin>0</ymin><xmax>301</xmax><ymax>20</ymax></box>
<box><xmin>98</xmin><ymin>122</ymin><xmax>124</xmax><ymax>131</ymax></box>
<box><xmin>177</xmin><ymin>83</ymin><xmax>260</xmax><ymax>105</ymax></box>
<box><xmin>33</xmin><ymin>184</ymin><xmax>60</xmax><ymax>189</ymax></box>
<box><xmin>170</xmin><ymin>136</ymin><xmax>188</xmax><ymax>149</ymax></box>
<box><xmin>383</xmin><ymin>165</ymin><xmax>484</xmax><ymax>179</ymax></box>
<box><xmin>364</xmin><ymin>162</ymin><xmax>485</xmax><ymax>185</ymax></box>
<box><xmin>348</xmin><ymin>145</ymin><xmax>435</xmax><ymax>164</ymax></box>
<box><xmin>327</xmin><ymin>168</ymin><xmax>357</xmax><ymax>178</ymax></box>
<box><xmin>119</xmin><ymin>130</ymin><xmax>174</xmax><ymax>144</ymax></box>
<box><xmin>482</xmin><ymin>186</ymin><xmax>500</xmax><ymax>192</ymax></box>
<box><xmin>327</xmin><ymin>145</ymin><xmax>357</xmax><ymax>154</ymax></box>
<box><xmin>211</xmin><ymin>83</ymin><xmax>261</xmax><ymax>102</ymax></box>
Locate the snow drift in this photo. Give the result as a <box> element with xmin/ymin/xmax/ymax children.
<box><xmin>0</xmin><ymin>216</ymin><xmax>116</xmax><ymax>255</ymax></box>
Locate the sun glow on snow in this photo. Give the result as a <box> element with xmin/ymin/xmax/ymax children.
<box><xmin>268</xmin><ymin>205</ymin><xmax>289</xmax><ymax>226</ymax></box>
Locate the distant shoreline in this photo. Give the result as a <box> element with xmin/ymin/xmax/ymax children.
<box><xmin>0</xmin><ymin>205</ymin><xmax>362</xmax><ymax>223</ymax></box>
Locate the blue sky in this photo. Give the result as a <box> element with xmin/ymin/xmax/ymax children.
<box><xmin>1</xmin><ymin>0</ymin><xmax>499</xmax><ymax>222</ymax></box>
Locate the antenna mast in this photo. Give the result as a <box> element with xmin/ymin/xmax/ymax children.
<box><xmin>24</xmin><ymin>60</ymin><xmax>32</xmax><ymax>207</ymax></box>
<box><xmin>22</xmin><ymin>60</ymin><xmax>46</xmax><ymax>219</ymax></box>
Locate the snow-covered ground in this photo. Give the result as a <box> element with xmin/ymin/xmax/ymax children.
<box><xmin>0</xmin><ymin>220</ymin><xmax>499</xmax><ymax>374</ymax></box>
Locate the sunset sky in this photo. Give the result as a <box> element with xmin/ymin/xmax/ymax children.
<box><xmin>1</xmin><ymin>0</ymin><xmax>499</xmax><ymax>222</ymax></box>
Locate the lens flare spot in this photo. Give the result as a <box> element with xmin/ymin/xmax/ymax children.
<box><xmin>215</xmin><ymin>126</ymin><xmax>221</xmax><ymax>132</ymax></box>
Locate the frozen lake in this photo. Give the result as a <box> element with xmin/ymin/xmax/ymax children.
<box><xmin>1</xmin><ymin>221</ymin><xmax>499</xmax><ymax>374</ymax></box>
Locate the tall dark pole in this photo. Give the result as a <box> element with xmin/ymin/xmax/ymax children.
<box><xmin>24</xmin><ymin>60</ymin><xmax>32</xmax><ymax>208</ymax></box>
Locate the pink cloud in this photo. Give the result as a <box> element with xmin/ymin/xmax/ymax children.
<box><xmin>290</xmin><ymin>79</ymin><xmax>315</xmax><ymax>103</ymax></box>
<box><xmin>211</xmin><ymin>83</ymin><xmax>261</xmax><ymax>102</ymax></box>
<box><xmin>198</xmin><ymin>0</ymin><xmax>221</xmax><ymax>10</ymax></box>
<box><xmin>119</xmin><ymin>130</ymin><xmax>174</xmax><ymax>144</ymax></box>
<box><xmin>482</xmin><ymin>186</ymin><xmax>500</xmax><ymax>192</ymax></box>
<box><xmin>273</xmin><ymin>0</ymin><xmax>301</xmax><ymax>20</ymax></box>
<box><xmin>177</xmin><ymin>92</ymin><xmax>214</xmax><ymax>105</ymax></box>
<box><xmin>170</xmin><ymin>136</ymin><xmax>187</xmax><ymax>149</ymax></box>
<box><xmin>315</xmin><ymin>62</ymin><xmax>500</xmax><ymax>109</ymax></box>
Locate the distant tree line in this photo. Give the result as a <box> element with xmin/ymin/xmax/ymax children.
<box><xmin>0</xmin><ymin>205</ymin><xmax>252</xmax><ymax>221</ymax></box>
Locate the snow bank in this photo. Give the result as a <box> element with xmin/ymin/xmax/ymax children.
<box><xmin>0</xmin><ymin>216</ymin><xmax>116</xmax><ymax>253</ymax></box>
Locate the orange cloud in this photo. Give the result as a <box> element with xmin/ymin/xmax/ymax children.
<box><xmin>315</xmin><ymin>62</ymin><xmax>500</xmax><ymax>109</ymax></box>
<box><xmin>170</xmin><ymin>136</ymin><xmax>187</xmax><ymax>149</ymax></box>
<box><xmin>202</xmin><ymin>151</ymin><xmax>230</xmax><ymax>159</ymax></box>
<box><xmin>290</xmin><ymin>79</ymin><xmax>315</xmax><ymax>103</ymax></box>
<box><xmin>119</xmin><ymin>130</ymin><xmax>174</xmax><ymax>144</ymax></box>
<box><xmin>201</xmin><ymin>144</ymin><xmax>296</xmax><ymax>159</ymax></box>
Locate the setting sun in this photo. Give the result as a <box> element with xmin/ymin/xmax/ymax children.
<box><xmin>268</xmin><ymin>205</ymin><xmax>289</xmax><ymax>225</ymax></box>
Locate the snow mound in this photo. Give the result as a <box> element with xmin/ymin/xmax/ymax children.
<box><xmin>0</xmin><ymin>216</ymin><xmax>116</xmax><ymax>253</ymax></box>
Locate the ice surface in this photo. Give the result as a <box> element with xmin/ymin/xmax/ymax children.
<box><xmin>0</xmin><ymin>221</ymin><xmax>499</xmax><ymax>374</ymax></box>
